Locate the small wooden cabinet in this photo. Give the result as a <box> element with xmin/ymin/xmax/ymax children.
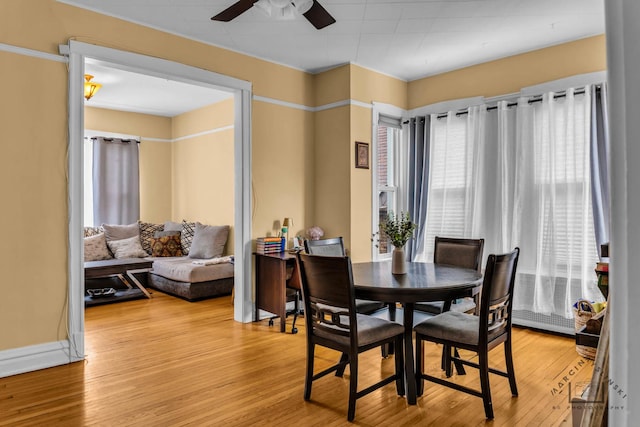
<box><xmin>254</xmin><ymin>252</ymin><xmax>301</xmax><ymax>333</ymax></box>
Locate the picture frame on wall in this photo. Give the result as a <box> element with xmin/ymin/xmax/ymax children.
<box><xmin>355</xmin><ymin>141</ymin><xmax>369</xmax><ymax>169</ymax></box>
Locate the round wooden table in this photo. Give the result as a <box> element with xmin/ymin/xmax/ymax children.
<box><xmin>352</xmin><ymin>261</ymin><xmax>482</xmax><ymax>405</ymax></box>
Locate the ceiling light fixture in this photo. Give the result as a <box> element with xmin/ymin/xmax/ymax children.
<box><xmin>84</xmin><ymin>74</ymin><xmax>102</xmax><ymax>100</ymax></box>
<box><xmin>255</xmin><ymin>0</ymin><xmax>312</xmax><ymax>20</ymax></box>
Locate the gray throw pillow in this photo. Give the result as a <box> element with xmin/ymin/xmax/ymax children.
<box><xmin>154</xmin><ymin>230</ymin><xmax>181</xmax><ymax>238</ymax></box>
<box><xmin>102</xmin><ymin>223</ymin><xmax>139</xmax><ymax>242</ymax></box>
<box><xmin>107</xmin><ymin>235</ymin><xmax>148</xmax><ymax>259</ymax></box>
<box><xmin>188</xmin><ymin>223</ymin><xmax>230</xmax><ymax>259</ymax></box>
<box><xmin>164</xmin><ymin>221</ymin><xmax>183</xmax><ymax>232</ymax></box>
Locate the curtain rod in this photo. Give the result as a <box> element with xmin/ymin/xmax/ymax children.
<box><xmin>84</xmin><ymin>136</ymin><xmax>140</xmax><ymax>143</ymax></box>
<box><xmin>426</xmin><ymin>84</ymin><xmax>600</xmax><ymax>120</ymax></box>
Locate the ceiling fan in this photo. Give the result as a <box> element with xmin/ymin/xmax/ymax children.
<box><xmin>211</xmin><ymin>0</ymin><xmax>336</xmax><ymax>30</ymax></box>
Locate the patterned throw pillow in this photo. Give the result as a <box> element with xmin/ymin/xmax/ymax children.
<box><xmin>84</xmin><ymin>226</ymin><xmax>104</xmax><ymax>238</ymax></box>
<box><xmin>150</xmin><ymin>234</ymin><xmax>183</xmax><ymax>257</ymax></box>
<box><xmin>139</xmin><ymin>221</ymin><xmax>164</xmax><ymax>255</ymax></box>
<box><xmin>106</xmin><ymin>235</ymin><xmax>148</xmax><ymax>259</ymax></box>
<box><xmin>84</xmin><ymin>233</ymin><xmax>112</xmax><ymax>262</ymax></box>
<box><xmin>181</xmin><ymin>220</ymin><xmax>196</xmax><ymax>255</ymax></box>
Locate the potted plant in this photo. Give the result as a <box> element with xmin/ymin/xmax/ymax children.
<box><xmin>377</xmin><ymin>211</ymin><xmax>417</xmax><ymax>274</ymax></box>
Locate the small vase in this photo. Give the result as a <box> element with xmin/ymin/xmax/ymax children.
<box><xmin>392</xmin><ymin>246</ymin><xmax>406</xmax><ymax>275</ymax></box>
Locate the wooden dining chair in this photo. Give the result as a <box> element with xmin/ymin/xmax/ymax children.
<box><xmin>296</xmin><ymin>253</ymin><xmax>405</xmax><ymax>422</ymax></box>
<box><xmin>305</xmin><ymin>237</ymin><xmax>390</xmax><ymax>358</ymax></box>
<box><xmin>415</xmin><ymin>236</ymin><xmax>484</xmax><ymax>316</ymax></box>
<box><xmin>413</xmin><ymin>248</ymin><xmax>520</xmax><ymax>420</ymax></box>
<box><xmin>305</xmin><ymin>237</ymin><xmax>387</xmax><ymax>315</ymax></box>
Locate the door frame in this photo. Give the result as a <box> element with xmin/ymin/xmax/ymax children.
<box><xmin>61</xmin><ymin>41</ymin><xmax>253</xmax><ymax>360</ymax></box>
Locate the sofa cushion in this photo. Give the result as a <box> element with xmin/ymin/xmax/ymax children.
<box><xmin>139</xmin><ymin>221</ymin><xmax>164</xmax><ymax>255</ymax></box>
<box><xmin>152</xmin><ymin>257</ymin><xmax>234</xmax><ymax>283</ymax></box>
<box><xmin>84</xmin><ymin>233</ymin><xmax>112</xmax><ymax>262</ymax></box>
<box><xmin>181</xmin><ymin>220</ymin><xmax>196</xmax><ymax>255</ymax></box>
<box><xmin>188</xmin><ymin>223</ymin><xmax>230</xmax><ymax>259</ymax></box>
<box><xmin>150</xmin><ymin>234</ymin><xmax>183</xmax><ymax>257</ymax></box>
<box><xmin>107</xmin><ymin>235</ymin><xmax>148</xmax><ymax>259</ymax></box>
<box><xmin>103</xmin><ymin>223</ymin><xmax>139</xmax><ymax>242</ymax></box>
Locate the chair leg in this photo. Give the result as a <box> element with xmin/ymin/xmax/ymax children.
<box><xmin>444</xmin><ymin>344</ymin><xmax>453</xmax><ymax>377</ymax></box>
<box><xmin>415</xmin><ymin>334</ymin><xmax>424</xmax><ymax>397</ymax></box>
<box><xmin>290</xmin><ymin>292</ymin><xmax>300</xmax><ymax>334</ymax></box>
<box><xmin>335</xmin><ymin>353</ymin><xmax>349</xmax><ymax>377</ymax></box>
<box><xmin>395</xmin><ymin>336</ymin><xmax>405</xmax><ymax>396</ymax></box>
<box><xmin>304</xmin><ymin>343</ymin><xmax>315</xmax><ymax>400</ymax></box>
<box><xmin>347</xmin><ymin>355</ymin><xmax>358</xmax><ymax>422</ymax></box>
<box><xmin>478</xmin><ymin>350</ymin><xmax>494</xmax><ymax>419</ymax></box>
<box><xmin>504</xmin><ymin>338</ymin><xmax>518</xmax><ymax>396</ymax></box>
<box><xmin>453</xmin><ymin>347</ymin><xmax>466</xmax><ymax>375</ymax></box>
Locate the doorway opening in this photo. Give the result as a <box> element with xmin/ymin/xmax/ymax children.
<box><xmin>64</xmin><ymin>41</ymin><xmax>253</xmax><ymax>361</ymax></box>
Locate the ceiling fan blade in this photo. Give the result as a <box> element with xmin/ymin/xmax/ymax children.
<box><xmin>303</xmin><ymin>0</ymin><xmax>336</xmax><ymax>30</ymax></box>
<box><xmin>211</xmin><ymin>0</ymin><xmax>259</xmax><ymax>22</ymax></box>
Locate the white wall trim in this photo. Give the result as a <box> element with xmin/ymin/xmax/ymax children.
<box><xmin>173</xmin><ymin>125</ymin><xmax>234</xmax><ymax>142</ymax></box>
<box><xmin>0</xmin><ymin>42</ymin><xmax>66</xmax><ymax>63</ymax></box>
<box><xmin>253</xmin><ymin>95</ymin><xmax>314</xmax><ymax>112</ymax></box>
<box><xmin>0</xmin><ymin>341</ymin><xmax>77</xmax><ymax>378</ymax></box>
<box><xmin>254</xmin><ymin>95</ymin><xmax>374</xmax><ymax>113</ymax></box>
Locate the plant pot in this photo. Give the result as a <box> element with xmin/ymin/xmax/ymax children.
<box><xmin>392</xmin><ymin>246</ymin><xmax>406</xmax><ymax>275</ymax></box>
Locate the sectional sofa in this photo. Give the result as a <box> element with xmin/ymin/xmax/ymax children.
<box><xmin>83</xmin><ymin>220</ymin><xmax>234</xmax><ymax>303</ymax></box>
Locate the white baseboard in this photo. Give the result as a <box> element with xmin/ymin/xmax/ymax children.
<box><xmin>0</xmin><ymin>340</ymin><xmax>84</xmax><ymax>378</ymax></box>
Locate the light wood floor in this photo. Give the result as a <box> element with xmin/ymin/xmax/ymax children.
<box><xmin>1</xmin><ymin>291</ymin><xmax>593</xmax><ymax>426</ymax></box>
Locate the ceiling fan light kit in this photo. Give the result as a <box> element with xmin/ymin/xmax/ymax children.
<box><xmin>212</xmin><ymin>0</ymin><xmax>335</xmax><ymax>29</ymax></box>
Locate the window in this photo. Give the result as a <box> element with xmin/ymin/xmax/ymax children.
<box><xmin>373</xmin><ymin>111</ymin><xmax>403</xmax><ymax>259</ymax></box>
<box><xmin>422</xmin><ymin>113</ymin><xmax>470</xmax><ymax>262</ymax></box>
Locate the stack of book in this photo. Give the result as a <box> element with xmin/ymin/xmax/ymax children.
<box><xmin>256</xmin><ymin>237</ymin><xmax>285</xmax><ymax>254</ymax></box>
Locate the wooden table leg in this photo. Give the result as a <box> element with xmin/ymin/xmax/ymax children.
<box><xmin>126</xmin><ymin>268</ymin><xmax>152</xmax><ymax>299</ymax></box>
<box><xmin>403</xmin><ymin>302</ymin><xmax>417</xmax><ymax>404</ymax></box>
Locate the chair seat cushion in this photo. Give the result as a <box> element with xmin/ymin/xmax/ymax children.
<box><xmin>355</xmin><ymin>299</ymin><xmax>386</xmax><ymax>314</ymax></box>
<box><xmin>415</xmin><ymin>297</ymin><xmax>476</xmax><ymax>315</ymax></box>
<box><xmin>413</xmin><ymin>311</ymin><xmax>503</xmax><ymax>346</ymax></box>
<box><xmin>315</xmin><ymin>314</ymin><xmax>404</xmax><ymax>348</ymax></box>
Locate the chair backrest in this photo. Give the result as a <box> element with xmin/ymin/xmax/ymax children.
<box><xmin>297</xmin><ymin>253</ymin><xmax>357</xmax><ymax>340</ymax></box>
<box><xmin>304</xmin><ymin>237</ymin><xmax>346</xmax><ymax>257</ymax></box>
<box><xmin>434</xmin><ymin>236</ymin><xmax>485</xmax><ymax>273</ymax></box>
<box><xmin>478</xmin><ymin>248</ymin><xmax>520</xmax><ymax>340</ymax></box>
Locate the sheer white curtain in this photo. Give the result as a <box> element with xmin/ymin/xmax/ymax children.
<box><xmin>419</xmin><ymin>87</ymin><xmax>602</xmax><ymax>319</ymax></box>
<box><xmin>510</xmin><ymin>88</ymin><xmax>601</xmax><ymax>317</ymax></box>
<box><xmin>421</xmin><ymin>106</ymin><xmax>487</xmax><ymax>262</ymax></box>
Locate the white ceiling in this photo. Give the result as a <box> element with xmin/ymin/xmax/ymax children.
<box><xmin>84</xmin><ymin>59</ymin><xmax>233</xmax><ymax>117</ymax></box>
<box><xmin>70</xmin><ymin>0</ymin><xmax>605</xmax><ymax>116</ymax></box>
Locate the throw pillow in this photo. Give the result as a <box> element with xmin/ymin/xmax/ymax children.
<box><xmin>102</xmin><ymin>223</ymin><xmax>139</xmax><ymax>242</ymax></box>
<box><xmin>84</xmin><ymin>233</ymin><xmax>112</xmax><ymax>262</ymax></box>
<box><xmin>154</xmin><ymin>230</ymin><xmax>181</xmax><ymax>238</ymax></box>
<box><xmin>164</xmin><ymin>220</ymin><xmax>183</xmax><ymax>232</ymax></box>
<box><xmin>188</xmin><ymin>223</ymin><xmax>230</xmax><ymax>259</ymax></box>
<box><xmin>150</xmin><ymin>234</ymin><xmax>183</xmax><ymax>257</ymax></box>
<box><xmin>84</xmin><ymin>226</ymin><xmax>104</xmax><ymax>238</ymax></box>
<box><xmin>181</xmin><ymin>220</ymin><xmax>196</xmax><ymax>255</ymax></box>
<box><xmin>107</xmin><ymin>235</ymin><xmax>148</xmax><ymax>259</ymax></box>
<box><xmin>139</xmin><ymin>221</ymin><xmax>164</xmax><ymax>255</ymax></box>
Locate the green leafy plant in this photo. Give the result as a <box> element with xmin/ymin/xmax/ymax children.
<box><xmin>375</xmin><ymin>211</ymin><xmax>417</xmax><ymax>248</ymax></box>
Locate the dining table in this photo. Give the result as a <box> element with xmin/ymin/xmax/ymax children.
<box><xmin>351</xmin><ymin>261</ymin><xmax>482</xmax><ymax>405</ymax></box>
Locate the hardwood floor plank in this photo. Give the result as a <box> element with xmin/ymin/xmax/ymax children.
<box><xmin>0</xmin><ymin>291</ymin><xmax>588</xmax><ymax>426</ymax></box>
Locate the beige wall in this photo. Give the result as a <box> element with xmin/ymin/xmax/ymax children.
<box><xmin>0</xmin><ymin>50</ymin><xmax>69</xmax><ymax>349</ymax></box>
<box><xmin>171</xmin><ymin>99</ymin><xmax>236</xmax><ymax>253</ymax></box>
<box><xmin>0</xmin><ymin>0</ymin><xmax>607</xmax><ymax>356</ymax></box>
<box><xmin>84</xmin><ymin>107</ymin><xmax>173</xmax><ymax>222</ymax></box>
<box><xmin>252</xmin><ymin>101</ymin><xmax>315</xmax><ymax>244</ymax></box>
<box><xmin>408</xmin><ymin>35</ymin><xmax>607</xmax><ymax>109</ymax></box>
